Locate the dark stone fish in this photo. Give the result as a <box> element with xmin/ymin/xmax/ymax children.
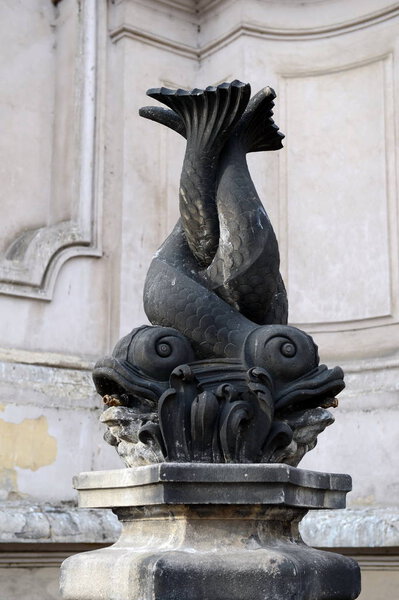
<box><xmin>141</xmin><ymin>80</ymin><xmax>287</xmax><ymax>358</ymax></box>
<box><xmin>92</xmin><ymin>81</ymin><xmax>346</xmax><ymax>468</ymax></box>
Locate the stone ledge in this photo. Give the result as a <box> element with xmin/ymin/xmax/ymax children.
<box><xmin>1</xmin><ymin>502</ymin><xmax>398</xmax><ymax>549</ymax></box>
<box><xmin>0</xmin><ymin>359</ymin><xmax>97</xmax><ymax>410</ymax></box>
<box><xmin>301</xmin><ymin>507</ymin><xmax>399</xmax><ymax>548</ymax></box>
<box><xmin>0</xmin><ymin>502</ymin><xmax>120</xmax><ymax>544</ymax></box>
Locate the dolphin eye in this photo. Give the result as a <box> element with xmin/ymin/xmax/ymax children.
<box><xmin>157</xmin><ymin>341</ymin><xmax>172</xmax><ymax>357</ymax></box>
<box><xmin>280</xmin><ymin>342</ymin><xmax>296</xmax><ymax>357</ymax></box>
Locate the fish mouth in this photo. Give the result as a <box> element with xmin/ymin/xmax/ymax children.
<box><xmin>275</xmin><ymin>365</ymin><xmax>345</xmax><ymax>413</ymax></box>
<box><xmin>92</xmin><ymin>356</ymin><xmax>168</xmax><ymax>405</ymax></box>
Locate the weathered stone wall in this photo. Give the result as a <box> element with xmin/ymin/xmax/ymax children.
<box><xmin>0</xmin><ymin>1</ymin><xmax>398</xmax><ymax>598</ymax></box>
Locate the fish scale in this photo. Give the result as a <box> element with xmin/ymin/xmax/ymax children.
<box><xmin>144</xmin><ymin>256</ymin><xmax>255</xmax><ymax>357</ymax></box>
<box><xmin>179</xmin><ymin>153</ymin><xmax>219</xmax><ymax>267</ymax></box>
<box><xmin>205</xmin><ymin>148</ymin><xmax>285</xmax><ymax>324</ymax></box>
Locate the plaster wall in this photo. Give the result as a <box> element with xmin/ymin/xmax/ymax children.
<box><xmin>0</xmin><ymin>0</ymin><xmax>398</xmax><ymax>598</ymax></box>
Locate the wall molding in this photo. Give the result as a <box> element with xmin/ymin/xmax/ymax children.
<box><xmin>0</xmin><ymin>347</ymin><xmax>94</xmax><ymax>371</ymax></box>
<box><xmin>110</xmin><ymin>3</ymin><xmax>399</xmax><ymax>60</ymax></box>
<box><xmin>147</xmin><ymin>0</ymin><xmax>197</xmax><ymax>14</ymax></box>
<box><xmin>109</xmin><ymin>24</ymin><xmax>199</xmax><ymax>59</ymax></box>
<box><xmin>200</xmin><ymin>5</ymin><xmax>399</xmax><ymax>57</ymax></box>
<box><xmin>0</xmin><ymin>549</ymin><xmax>398</xmax><ymax>570</ymax></box>
<box><xmin>0</xmin><ymin>0</ymin><xmax>103</xmax><ymax>301</ymax></box>
<box><xmin>0</xmin><ymin>551</ymin><xmax>73</xmax><ymax>568</ymax></box>
<box><xmin>351</xmin><ymin>555</ymin><xmax>399</xmax><ymax>571</ymax></box>
<box><xmin>0</xmin><ymin>361</ymin><xmax>96</xmax><ymax>410</ymax></box>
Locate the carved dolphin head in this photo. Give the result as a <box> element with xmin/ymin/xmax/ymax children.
<box><xmin>93</xmin><ymin>325</ymin><xmax>195</xmax><ymax>407</ymax></box>
<box><xmin>242</xmin><ymin>325</ymin><xmax>344</xmax><ymax>412</ymax></box>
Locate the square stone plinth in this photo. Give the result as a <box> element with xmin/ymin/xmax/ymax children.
<box><xmin>74</xmin><ymin>463</ymin><xmax>351</xmax><ymax>509</ymax></box>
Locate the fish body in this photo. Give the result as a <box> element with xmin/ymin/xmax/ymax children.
<box><xmin>141</xmin><ymin>81</ymin><xmax>287</xmax><ymax>357</ymax></box>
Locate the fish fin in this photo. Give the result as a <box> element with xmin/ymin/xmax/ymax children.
<box><xmin>139</xmin><ymin>106</ymin><xmax>187</xmax><ymax>138</ymax></box>
<box><xmin>236</xmin><ymin>86</ymin><xmax>284</xmax><ymax>153</ymax></box>
<box><xmin>146</xmin><ymin>80</ymin><xmax>251</xmax><ymax>152</ymax></box>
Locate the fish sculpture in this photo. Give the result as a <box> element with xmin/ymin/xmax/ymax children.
<box><xmin>93</xmin><ymin>81</ymin><xmax>345</xmax><ymax>466</ymax></box>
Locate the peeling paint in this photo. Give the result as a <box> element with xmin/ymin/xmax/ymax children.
<box><xmin>0</xmin><ymin>467</ymin><xmax>18</xmax><ymax>500</ymax></box>
<box><xmin>0</xmin><ymin>416</ymin><xmax>57</xmax><ymax>471</ymax></box>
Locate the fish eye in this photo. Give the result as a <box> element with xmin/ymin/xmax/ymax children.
<box><xmin>280</xmin><ymin>342</ymin><xmax>296</xmax><ymax>358</ymax></box>
<box><xmin>157</xmin><ymin>341</ymin><xmax>172</xmax><ymax>357</ymax></box>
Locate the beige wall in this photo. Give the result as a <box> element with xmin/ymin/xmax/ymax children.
<box><xmin>0</xmin><ymin>0</ymin><xmax>398</xmax><ymax>597</ymax></box>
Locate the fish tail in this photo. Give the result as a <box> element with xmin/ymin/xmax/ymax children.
<box><xmin>139</xmin><ymin>105</ymin><xmax>186</xmax><ymax>138</ymax></box>
<box><xmin>146</xmin><ymin>80</ymin><xmax>251</xmax><ymax>153</ymax></box>
<box><xmin>234</xmin><ymin>86</ymin><xmax>284</xmax><ymax>153</ymax></box>
<box><xmin>143</xmin><ymin>81</ymin><xmax>251</xmax><ymax>267</ymax></box>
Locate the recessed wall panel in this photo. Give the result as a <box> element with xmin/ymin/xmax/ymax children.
<box><xmin>285</xmin><ymin>59</ymin><xmax>392</xmax><ymax>324</ymax></box>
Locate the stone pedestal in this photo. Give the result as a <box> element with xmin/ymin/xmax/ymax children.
<box><xmin>60</xmin><ymin>464</ymin><xmax>360</xmax><ymax>600</ymax></box>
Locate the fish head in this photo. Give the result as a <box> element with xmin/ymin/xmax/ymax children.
<box><xmin>242</xmin><ymin>325</ymin><xmax>344</xmax><ymax>413</ymax></box>
<box><xmin>92</xmin><ymin>325</ymin><xmax>196</xmax><ymax>409</ymax></box>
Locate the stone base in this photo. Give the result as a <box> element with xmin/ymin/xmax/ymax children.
<box><xmin>60</xmin><ymin>464</ymin><xmax>361</xmax><ymax>600</ymax></box>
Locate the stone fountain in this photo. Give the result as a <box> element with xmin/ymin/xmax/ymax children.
<box><xmin>60</xmin><ymin>80</ymin><xmax>361</xmax><ymax>600</ymax></box>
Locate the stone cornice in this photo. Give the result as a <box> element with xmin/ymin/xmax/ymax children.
<box><xmin>110</xmin><ymin>3</ymin><xmax>399</xmax><ymax>59</ymax></box>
